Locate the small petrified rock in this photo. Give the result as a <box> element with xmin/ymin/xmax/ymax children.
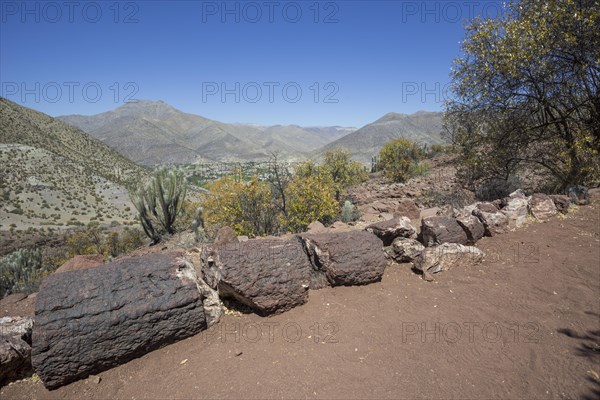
<box><xmin>421</xmin><ymin>216</ymin><xmax>468</xmax><ymax>247</ymax></box>
<box><xmin>391</xmin><ymin>238</ymin><xmax>425</xmax><ymax>263</ymax></box>
<box><xmin>549</xmin><ymin>195</ymin><xmax>570</xmax><ymax>214</ymax></box>
<box><xmin>528</xmin><ymin>193</ymin><xmax>558</xmax><ymax>220</ymax></box>
<box><xmin>365</xmin><ymin>217</ymin><xmax>417</xmax><ymax>246</ymax></box>
<box><xmin>456</xmin><ymin>215</ymin><xmax>485</xmax><ymax>244</ymax></box>
<box><xmin>413</xmin><ymin>243</ymin><xmax>484</xmax><ymax>275</ymax></box>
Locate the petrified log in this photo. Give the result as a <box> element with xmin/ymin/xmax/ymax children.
<box><xmin>299</xmin><ymin>231</ymin><xmax>387</xmax><ymax>288</ymax></box>
<box><xmin>202</xmin><ymin>238</ymin><xmax>312</xmax><ymax>315</ymax></box>
<box><xmin>32</xmin><ymin>252</ymin><xmax>219</xmax><ymax>389</ymax></box>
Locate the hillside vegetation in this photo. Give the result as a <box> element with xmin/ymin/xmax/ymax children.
<box><xmin>0</xmin><ymin>98</ymin><xmax>146</xmax><ymax>232</ymax></box>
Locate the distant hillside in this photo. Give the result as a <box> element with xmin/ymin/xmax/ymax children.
<box><xmin>59</xmin><ymin>101</ymin><xmax>355</xmax><ymax>165</ymax></box>
<box><xmin>0</xmin><ymin>98</ymin><xmax>145</xmax><ymax>230</ymax></box>
<box><xmin>315</xmin><ymin>111</ymin><xmax>446</xmax><ymax>164</ymax></box>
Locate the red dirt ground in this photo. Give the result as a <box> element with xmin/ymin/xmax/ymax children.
<box><xmin>2</xmin><ymin>199</ymin><xmax>599</xmax><ymax>399</ymax></box>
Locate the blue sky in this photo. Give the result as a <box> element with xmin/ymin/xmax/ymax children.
<box><xmin>0</xmin><ymin>1</ymin><xmax>504</xmax><ymax>127</ymax></box>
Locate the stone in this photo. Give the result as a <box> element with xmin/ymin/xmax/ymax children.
<box><xmin>549</xmin><ymin>195</ymin><xmax>570</xmax><ymax>214</ymax></box>
<box><xmin>413</xmin><ymin>243</ymin><xmax>485</xmax><ymax>275</ymax></box>
<box><xmin>299</xmin><ymin>231</ymin><xmax>387</xmax><ymax>288</ymax></box>
<box><xmin>420</xmin><ymin>207</ymin><xmax>441</xmax><ymax>220</ymax></box>
<box><xmin>203</xmin><ymin>238</ymin><xmax>311</xmax><ymax>315</ymax></box>
<box><xmin>567</xmin><ymin>185</ymin><xmax>589</xmax><ymax>205</ymax></box>
<box><xmin>306</xmin><ymin>221</ymin><xmax>326</xmax><ymax>233</ymax></box>
<box><xmin>0</xmin><ymin>334</ymin><xmax>32</xmax><ymax>386</ymax></box>
<box><xmin>238</xmin><ymin>236</ymin><xmax>249</xmax><ymax>242</ymax></box>
<box><xmin>456</xmin><ymin>215</ymin><xmax>485</xmax><ymax>244</ymax></box>
<box><xmin>213</xmin><ymin>226</ymin><xmax>238</xmax><ymax>246</ymax></box>
<box><xmin>395</xmin><ymin>199</ymin><xmax>421</xmax><ymax>221</ymax></box>
<box><xmin>0</xmin><ymin>316</ymin><xmax>33</xmax><ymax>344</ymax></box>
<box><xmin>421</xmin><ymin>217</ymin><xmax>468</xmax><ymax>247</ymax></box>
<box><xmin>528</xmin><ymin>193</ymin><xmax>558</xmax><ymax>220</ymax></box>
<box><xmin>330</xmin><ymin>221</ymin><xmax>351</xmax><ymax>230</ymax></box>
<box><xmin>501</xmin><ymin>196</ymin><xmax>530</xmax><ymax>229</ymax></box>
<box><xmin>391</xmin><ymin>238</ymin><xmax>425</xmax><ymax>263</ymax></box>
<box><xmin>472</xmin><ymin>208</ymin><xmax>509</xmax><ymax>236</ymax></box>
<box><xmin>476</xmin><ymin>202</ymin><xmax>499</xmax><ymax>213</ymax></box>
<box><xmin>32</xmin><ymin>252</ymin><xmax>218</xmax><ymax>389</ymax></box>
<box><xmin>365</xmin><ymin>217</ymin><xmax>417</xmax><ymax>246</ymax></box>
<box><xmin>54</xmin><ymin>254</ymin><xmax>104</xmax><ymax>274</ymax></box>
<box><xmin>509</xmin><ymin>189</ymin><xmax>527</xmax><ymax>199</ymax></box>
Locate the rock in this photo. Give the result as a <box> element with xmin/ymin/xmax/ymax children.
<box><xmin>509</xmin><ymin>189</ymin><xmax>527</xmax><ymax>199</ymax></box>
<box><xmin>567</xmin><ymin>185</ymin><xmax>589</xmax><ymax>205</ymax></box>
<box><xmin>476</xmin><ymin>202</ymin><xmax>499</xmax><ymax>213</ymax></box>
<box><xmin>203</xmin><ymin>238</ymin><xmax>311</xmax><ymax>315</ymax></box>
<box><xmin>501</xmin><ymin>196</ymin><xmax>529</xmax><ymax>229</ymax></box>
<box><xmin>528</xmin><ymin>193</ymin><xmax>558</xmax><ymax>220</ymax></box>
<box><xmin>0</xmin><ymin>334</ymin><xmax>32</xmax><ymax>386</ymax></box>
<box><xmin>32</xmin><ymin>252</ymin><xmax>218</xmax><ymax>389</ymax></box>
<box><xmin>365</xmin><ymin>217</ymin><xmax>417</xmax><ymax>246</ymax></box>
<box><xmin>420</xmin><ymin>207</ymin><xmax>440</xmax><ymax>220</ymax></box>
<box><xmin>391</xmin><ymin>238</ymin><xmax>425</xmax><ymax>263</ymax></box>
<box><xmin>213</xmin><ymin>226</ymin><xmax>238</xmax><ymax>246</ymax></box>
<box><xmin>472</xmin><ymin>208</ymin><xmax>509</xmax><ymax>236</ymax></box>
<box><xmin>436</xmin><ymin>204</ymin><xmax>461</xmax><ymax>218</ymax></box>
<box><xmin>369</xmin><ymin>199</ymin><xmax>399</xmax><ymax>214</ymax></box>
<box><xmin>238</xmin><ymin>236</ymin><xmax>249</xmax><ymax>242</ymax></box>
<box><xmin>491</xmin><ymin>199</ymin><xmax>503</xmax><ymax>209</ymax></box>
<box><xmin>549</xmin><ymin>195</ymin><xmax>570</xmax><ymax>214</ymax></box>
<box><xmin>413</xmin><ymin>243</ymin><xmax>485</xmax><ymax>275</ymax></box>
<box><xmin>0</xmin><ymin>316</ymin><xmax>33</xmax><ymax>344</ymax></box>
<box><xmin>421</xmin><ymin>217</ymin><xmax>468</xmax><ymax>247</ymax></box>
<box><xmin>306</xmin><ymin>221</ymin><xmax>326</xmax><ymax>233</ymax></box>
<box><xmin>456</xmin><ymin>215</ymin><xmax>485</xmax><ymax>244</ymax></box>
<box><xmin>330</xmin><ymin>221</ymin><xmax>351</xmax><ymax>230</ymax></box>
<box><xmin>395</xmin><ymin>199</ymin><xmax>421</xmax><ymax>221</ymax></box>
<box><xmin>88</xmin><ymin>375</ymin><xmax>101</xmax><ymax>384</ymax></box>
<box><xmin>54</xmin><ymin>254</ymin><xmax>104</xmax><ymax>274</ymax></box>
<box><xmin>299</xmin><ymin>231</ymin><xmax>387</xmax><ymax>288</ymax></box>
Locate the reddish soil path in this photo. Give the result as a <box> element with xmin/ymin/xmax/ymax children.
<box><xmin>2</xmin><ymin>200</ymin><xmax>599</xmax><ymax>399</ymax></box>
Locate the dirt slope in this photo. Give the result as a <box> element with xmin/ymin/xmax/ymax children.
<box><xmin>2</xmin><ymin>200</ymin><xmax>599</xmax><ymax>399</ymax></box>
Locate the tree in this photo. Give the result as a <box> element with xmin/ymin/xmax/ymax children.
<box><xmin>130</xmin><ymin>168</ymin><xmax>187</xmax><ymax>243</ymax></box>
<box><xmin>266</xmin><ymin>152</ymin><xmax>292</xmax><ymax>216</ymax></box>
<box><xmin>445</xmin><ymin>0</ymin><xmax>600</xmax><ymax>191</ymax></box>
<box><xmin>321</xmin><ymin>149</ymin><xmax>368</xmax><ymax>200</ymax></box>
<box><xmin>379</xmin><ymin>138</ymin><xmax>422</xmax><ymax>182</ymax></box>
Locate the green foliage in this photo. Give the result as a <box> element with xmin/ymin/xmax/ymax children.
<box><xmin>445</xmin><ymin>0</ymin><xmax>600</xmax><ymax>191</ymax></box>
<box><xmin>64</xmin><ymin>226</ymin><xmax>146</xmax><ymax>259</ymax></box>
<box><xmin>203</xmin><ymin>177</ymin><xmax>278</xmax><ymax>237</ymax></box>
<box><xmin>340</xmin><ymin>200</ymin><xmax>360</xmax><ymax>223</ymax></box>
<box><xmin>0</xmin><ymin>248</ymin><xmax>46</xmax><ymax>297</ymax></box>
<box><xmin>321</xmin><ymin>149</ymin><xmax>368</xmax><ymax>200</ymax></box>
<box><xmin>409</xmin><ymin>162</ymin><xmax>430</xmax><ymax>177</ymax></box>
<box><xmin>379</xmin><ymin>138</ymin><xmax>423</xmax><ymax>182</ymax></box>
<box><xmin>130</xmin><ymin>168</ymin><xmax>187</xmax><ymax>243</ymax></box>
<box><xmin>285</xmin><ymin>169</ymin><xmax>338</xmax><ymax>233</ymax></box>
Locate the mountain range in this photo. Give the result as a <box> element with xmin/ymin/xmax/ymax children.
<box><xmin>59</xmin><ymin>101</ymin><xmax>445</xmax><ymax>166</ymax></box>
<box><xmin>59</xmin><ymin>101</ymin><xmax>354</xmax><ymax>166</ymax></box>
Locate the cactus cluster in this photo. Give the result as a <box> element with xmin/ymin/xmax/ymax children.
<box><xmin>341</xmin><ymin>200</ymin><xmax>360</xmax><ymax>223</ymax></box>
<box><xmin>0</xmin><ymin>248</ymin><xmax>46</xmax><ymax>298</ymax></box>
<box><xmin>130</xmin><ymin>168</ymin><xmax>187</xmax><ymax>243</ymax></box>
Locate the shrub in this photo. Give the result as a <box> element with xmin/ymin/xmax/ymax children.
<box><xmin>202</xmin><ymin>177</ymin><xmax>278</xmax><ymax>237</ymax></box>
<box><xmin>379</xmin><ymin>138</ymin><xmax>423</xmax><ymax>182</ymax></box>
<box><xmin>321</xmin><ymin>149</ymin><xmax>368</xmax><ymax>200</ymax></box>
<box><xmin>0</xmin><ymin>248</ymin><xmax>46</xmax><ymax>297</ymax></box>
<box><xmin>284</xmin><ymin>172</ymin><xmax>338</xmax><ymax>233</ymax></box>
